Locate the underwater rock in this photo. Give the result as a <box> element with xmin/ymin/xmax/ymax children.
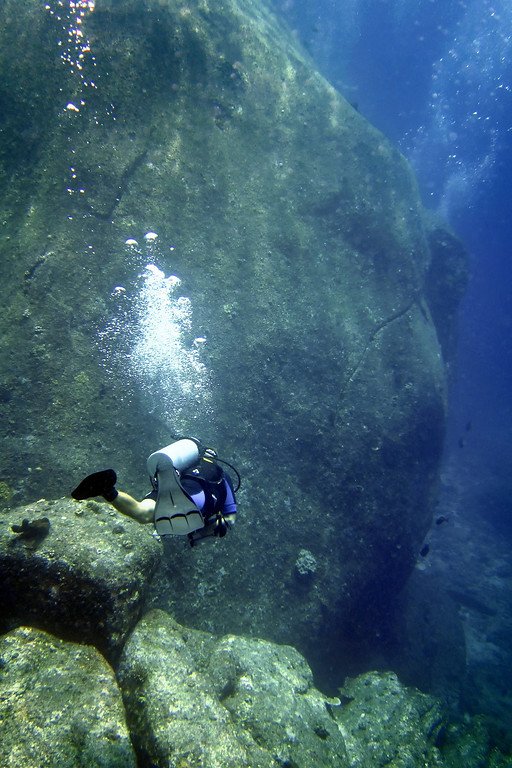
<box><xmin>383</xmin><ymin>570</ymin><xmax>467</xmax><ymax>710</ymax></box>
<box><xmin>334</xmin><ymin>670</ymin><xmax>512</xmax><ymax>767</ymax></box>
<box><xmin>0</xmin><ymin>625</ymin><xmax>136</xmax><ymax>768</ymax></box>
<box><xmin>117</xmin><ymin>609</ymin><xmax>348</xmax><ymax>768</ymax></box>
<box><xmin>0</xmin><ymin>0</ymin><xmax>467</xmax><ymax>677</ymax></box>
<box><xmin>118</xmin><ymin>611</ymin><xmax>510</xmax><ymax>768</ymax></box>
<box><xmin>440</xmin><ymin>716</ymin><xmax>512</xmax><ymax>768</ymax></box>
<box><xmin>294</xmin><ymin>547</ymin><xmax>318</xmax><ymax>581</ymax></box>
<box><xmin>334</xmin><ymin>670</ymin><xmax>445</xmax><ymax>767</ymax></box>
<box><xmin>0</xmin><ymin>497</ymin><xmax>161</xmax><ymax>662</ymax></box>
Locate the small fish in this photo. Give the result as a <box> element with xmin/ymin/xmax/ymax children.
<box><xmin>419</xmin><ymin>543</ymin><xmax>430</xmax><ymax>557</ymax></box>
<box><xmin>435</xmin><ymin>515</ymin><xmax>449</xmax><ymax>525</ymax></box>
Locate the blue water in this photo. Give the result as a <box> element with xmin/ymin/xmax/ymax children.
<box><xmin>276</xmin><ymin>0</ymin><xmax>512</xmax><ymax>733</ymax></box>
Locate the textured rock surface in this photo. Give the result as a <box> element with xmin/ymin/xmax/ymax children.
<box><xmin>424</xmin><ymin>218</ymin><xmax>469</xmax><ymax>367</ymax></box>
<box><xmin>0</xmin><ymin>0</ymin><xmax>467</xmax><ymax>669</ymax></box>
<box><xmin>336</xmin><ymin>671</ymin><xmax>445</xmax><ymax>767</ymax></box>
<box><xmin>334</xmin><ymin>670</ymin><xmax>510</xmax><ymax>766</ymax></box>
<box><xmin>1</xmin><ymin>613</ymin><xmax>509</xmax><ymax>767</ymax></box>
<box><xmin>0</xmin><ymin>497</ymin><xmax>161</xmax><ymax>661</ymax></box>
<box><xmin>117</xmin><ymin>612</ymin><xmax>511</xmax><ymax>768</ymax></box>
<box><xmin>117</xmin><ymin>609</ymin><xmax>348</xmax><ymax>768</ymax></box>
<box><xmin>0</xmin><ymin>626</ymin><xmax>136</xmax><ymax>768</ymax></box>
<box><xmin>441</xmin><ymin>718</ymin><xmax>512</xmax><ymax>768</ymax></box>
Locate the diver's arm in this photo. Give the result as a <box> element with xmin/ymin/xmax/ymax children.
<box><xmin>111</xmin><ymin>492</ymin><xmax>155</xmax><ymax>524</ymax></box>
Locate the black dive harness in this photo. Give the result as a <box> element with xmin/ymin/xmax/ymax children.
<box><xmin>147</xmin><ymin>438</ymin><xmax>239</xmax><ymax>540</ymax></box>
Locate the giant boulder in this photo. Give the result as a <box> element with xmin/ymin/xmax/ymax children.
<box><xmin>0</xmin><ymin>0</ymin><xmax>466</xmax><ymax>673</ymax></box>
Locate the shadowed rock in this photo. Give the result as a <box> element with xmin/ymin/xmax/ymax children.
<box><xmin>0</xmin><ymin>497</ymin><xmax>161</xmax><ymax>662</ymax></box>
<box><xmin>0</xmin><ymin>626</ymin><xmax>136</xmax><ymax>768</ymax></box>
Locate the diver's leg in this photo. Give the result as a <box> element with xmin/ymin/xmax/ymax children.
<box><xmin>72</xmin><ymin>470</ymin><xmax>155</xmax><ymax>525</ymax></box>
<box><xmin>111</xmin><ymin>493</ymin><xmax>155</xmax><ymax>524</ymax></box>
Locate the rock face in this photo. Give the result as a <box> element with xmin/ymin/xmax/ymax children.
<box><xmin>118</xmin><ymin>609</ymin><xmax>347</xmax><ymax>767</ymax></box>
<box><xmin>117</xmin><ymin>608</ymin><xmax>346</xmax><ymax>767</ymax></box>
<box><xmin>0</xmin><ymin>626</ymin><xmax>136</xmax><ymax>768</ymax></box>
<box><xmin>387</xmin><ymin>570</ymin><xmax>467</xmax><ymax>709</ymax></box>
<box><xmin>0</xmin><ymin>497</ymin><xmax>161</xmax><ymax>661</ymax></box>
<box><xmin>424</xmin><ymin>219</ymin><xmax>469</xmax><ymax>367</ymax></box>
<box><xmin>335</xmin><ymin>671</ymin><xmax>445</xmax><ymax>767</ymax></box>
<box><xmin>0</xmin><ymin>614</ymin><xmax>508</xmax><ymax>768</ymax></box>
<box><xmin>117</xmin><ymin>611</ymin><xmax>511</xmax><ymax>768</ymax></box>
<box><xmin>0</xmin><ymin>0</ymin><xmax>466</xmax><ymax>669</ymax></box>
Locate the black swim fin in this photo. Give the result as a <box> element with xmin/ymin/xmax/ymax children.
<box><xmin>71</xmin><ymin>469</ymin><xmax>117</xmax><ymax>501</ymax></box>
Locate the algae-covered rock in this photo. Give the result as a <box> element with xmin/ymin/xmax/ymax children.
<box><xmin>0</xmin><ymin>0</ymin><xmax>467</xmax><ymax>671</ymax></box>
<box><xmin>441</xmin><ymin>716</ymin><xmax>512</xmax><ymax>768</ymax></box>
<box><xmin>335</xmin><ymin>670</ymin><xmax>445</xmax><ymax>767</ymax></box>
<box><xmin>0</xmin><ymin>497</ymin><xmax>161</xmax><ymax>661</ymax></box>
<box><xmin>119</xmin><ymin>612</ymin><xmax>511</xmax><ymax>768</ymax></box>
<box><xmin>2</xmin><ymin>613</ymin><xmax>508</xmax><ymax>768</ymax></box>
<box><xmin>333</xmin><ymin>671</ymin><xmax>512</xmax><ymax>767</ymax></box>
<box><xmin>117</xmin><ymin>609</ymin><xmax>348</xmax><ymax>767</ymax></box>
<box><xmin>0</xmin><ymin>626</ymin><xmax>136</xmax><ymax>768</ymax></box>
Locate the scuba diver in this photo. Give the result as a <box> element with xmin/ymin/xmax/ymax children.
<box><xmin>71</xmin><ymin>437</ymin><xmax>239</xmax><ymax>546</ymax></box>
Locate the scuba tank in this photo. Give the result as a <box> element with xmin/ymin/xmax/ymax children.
<box><xmin>146</xmin><ymin>437</ymin><xmax>202</xmax><ymax>480</ymax></box>
<box><xmin>147</xmin><ymin>436</ymin><xmax>241</xmax><ymax>491</ymax></box>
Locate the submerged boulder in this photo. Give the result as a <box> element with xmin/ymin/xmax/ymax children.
<box><xmin>335</xmin><ymin>671</ymin><xmax>445</xmax><ymax>767</ymax></box>
<box><xmin>0</xmin><ymin>626</ymin><xmax>136</xmax><ymax>768</ymax></box>
<box><xmin>117</xmin><ymin>609</ymin><xmax>348</xmax><ymax>768</ymax></box>
<box><xmin>424</xmin><ymin>218</ymin><xmax>470</xmax><ymax>368</ymax></box>
<box><xmin>335</xmin><ymin>671</ymin><xmax>512</xmax><ymax>768</ymax></box>
<box><xmin>118</xmin><ymin>611</ymin><xmax>508</xmax><ymax>768</ymax></box>
<box><xmin>0</xmin><ymin>0</ymin><xmax>467</xmax><ymax>672</ymax></box>
<box><xmin>0</xmin><ymin>497</ymin><xmax>161</xmax><ymax>661</ymax></box>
